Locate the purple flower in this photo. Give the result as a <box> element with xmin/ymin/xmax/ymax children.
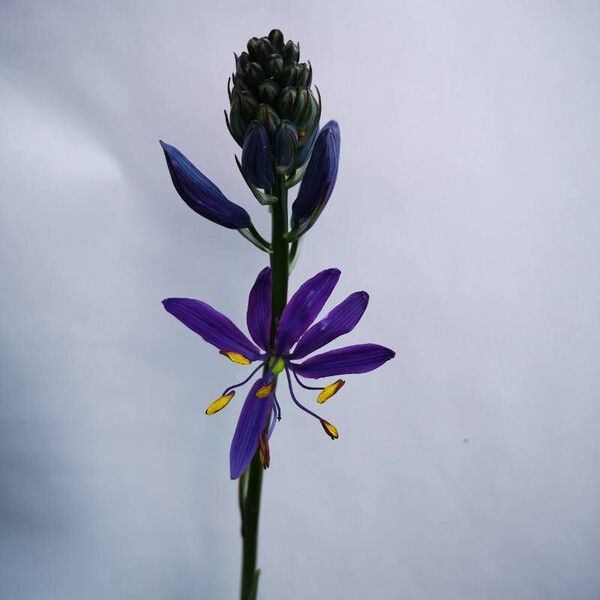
<box><xmin>163</xmin><ymin>267</ymin><xmax>394</xmax><ymax>479</ymax></box>
<box><xmin>160</xmin><ymin>140</ymin><xmax>252</xmax><ymax>230</ymax></box>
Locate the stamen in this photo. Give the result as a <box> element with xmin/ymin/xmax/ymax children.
<box><xmin>220</xmin><ymin>350</ymin><xmax>252</xmax><ymax>365</ymax></box>
<box><xmin>292</xmin><ymin>369</ymin><xmax>323</xmax><ymax>391</ymax></box>
<box><xmin>320</xmin><ymin>419</ymin><xmax>339</xmax><ymax>440</ymax></box>
<box><xmin>205</xmin><ymin>391</ymin><xmax>235</xmax><ymax>415</ymax></box>
<box><xmin>317</xmin><ymin>379</ymin><xmax>345</xmax><ymax>404</ymax></box>
<box><xmin>258</xmin><ymin>432</ymin><xmax>270</xmax><ymax>469</ymax></box>
<box><xmin>272</xmin><ymin>395</ymin><xmax>282</xmax><ymax>421</ymax></box>
<box><xmin>256</xmin><ymin>381</ymin><xmax>275</xmax><ymax>398</ymax></box>
<box><xmin>284</xmin><ymin>366</ymin><xmax>325</xmax><ymax>422</ymax></box>
<box><xmin>268</xmin><ymin>403</ymin><xmax>279</xmax><ymax>436</ymax></box>
<box><xmin>222</xmin><ymin>361</ymin><xmax>266</xmax><ymax>395</ymax></box>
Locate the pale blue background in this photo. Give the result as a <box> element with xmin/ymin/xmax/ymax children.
<box><xmin>2</xmin><ymin>1</ymin><xmax>600</xmax><ymax>598</ymax></box>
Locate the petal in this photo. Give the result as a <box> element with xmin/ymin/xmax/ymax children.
<box><xmin>241</xmin><ymin>121</ymin><xmax>275</xmax><ymax>189</ymax></box>
<box><xmin>275</xmin><ymin>268</ymin><xmax>341</xmax><ymax>355</ymax></box>
<box><xmin>290</xmin><ymin>121</ymin><xmax>340</xmax><ymax>236</ymax></box>
<box><xmin>291</xmin><ymin>291</ymin><xmax>369</xmax><ymax>359</ymax></box>
<box><xmin>293</xmin><ymin>343</ymin><xmax>395</xmax><ymax>379</ymax></box>
<box><xmin>160</xmin><ymin>141</ymin><xmax>252</xmax><ymax>230</ymax></box>
<box><xmin>246</xmin><ymin>268</ymin><xmax>272</xmax><ymax>351</ymax></box>
<box><xmin>230</xmin><ymin>379</ymin><xmax>273</xmax><ymax>479</ymax></box>
<box><xmin>163</xmin><ymin>298</ymin><xmax>260</xmax><ymax>359</ymax></box>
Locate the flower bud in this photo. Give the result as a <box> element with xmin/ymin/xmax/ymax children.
<box><xmin>268</xmin><ymin>29</ymin><xmax>284</xmax><ymax>51</ymax></box>
<box><xmin>273</xmin><ymin>120</ymin><xmax>298</xmax><ymax>174</ymax></box>
<box><xmin>283</xmin><ymin>40</ymin><xmax>299</xmax><ymax>63</ymax></box>
<box><xmin>295</xmin><ymin>121</ymin><xmax>319</xmax><ymax>167</ymax></box>
<box><xmin>296</xmin><ymin>63</ymin><xmax>310</xmax><ymax>87</ymax></box>
<box><xmin>160</xmin><ymin>141</ymin><xmax>252</xmax><ymax>230</ymax></box>
<box><xmin>245</xmin><ymin>61</ymin><xmax>265</xmax><ymax>87</ymax></box>
<box><xmin>241</xmin><ymin>121</ymin><xmax>275</xmax><ymax>189</ymax></box>
<box><xmin>236</xmin><ymin>52</ymin><xmax>250</xmax><ymax>75</ymax></box>
<box><xmin>290</xmin><ymin>121</ymin><xmax>340</xmax><ymax>237</ymax></box>
<box><xmin>247</xmin><ymin>37</ymin><xmax>261</xmax><ymax>59</ymax></box>
<box><xmin>238</xmin><ymin>90</ymin><xmax>258</xmax><ymax>120</ymax></box>
<box><xmin>227</xmin><ymin>97</ymin><xmax>247</xmax><ymax>146</ymax></box>
<box><xmin>257</xmin><ymin>79</ymin><xmax>280</xmax><ymax>103</ymax></box>
<box><xmin>266</xmin><ymin>54</ymin><xmax>284</xmax><ymax>78</ymax></box>
<box><xmin>255</xmin><ymin>38</ymin><xmax>272</xmax><ymax>63</ymax></box>
<box><xmin>256</xmin><ymin>103</ymin><xmax>281</xmax><ymax>137</ymax></box>
<box><xmin>276</xmin><ymin>86</ymin><xmax>297</xmax><ymax>118</ymax></box>
<box><xmin>279</xmin><ymin>62</ymin><xmax>297</xmax><ymax>87</ymax></box>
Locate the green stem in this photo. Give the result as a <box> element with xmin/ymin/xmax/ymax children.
<box><xmin>238</xmin><ymin>175</ymin><xmax>289</xmax><ymax>600</ymax></box>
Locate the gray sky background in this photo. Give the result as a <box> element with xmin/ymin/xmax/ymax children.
<box><xmin>1</xmin><ymin>1</ymin><xmax>600</xmax><ymax>599</ymax></box>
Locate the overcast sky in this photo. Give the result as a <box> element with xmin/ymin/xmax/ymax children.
<box><xmin>1</xmin><ymin>1</ymin><xmax>600</xmax><ymax>599</ymax></box>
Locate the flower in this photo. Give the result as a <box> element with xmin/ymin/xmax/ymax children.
<box><xmin>289</xmin><ymin>121</ymin><xmax>340</xmax><ymax>240</ymax></box>
<box><xmin>163</xmin><ymin>267</ymin><xmax>395</xmax><ymax>479</ymax></box>
<box><xmin>160</xmin><ymin>140</ymin><xmax>252</xmax><ymax>230</ymax></box>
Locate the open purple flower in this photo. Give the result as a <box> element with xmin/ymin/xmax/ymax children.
<box><xmin>163</xmin><ymin>267</ymin><xmax>395</xmax><ymax>479</ymax></box>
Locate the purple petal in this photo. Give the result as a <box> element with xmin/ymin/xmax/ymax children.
<box><xmin>291</xmin><ymin>292</ymin><xmax>369</xmax><ymax>359</ymax></box>
<box><xmin>246</xmin><ymin>267</ymin><xmax>272</xmax><ymax>351</ymax></box>
<box><xmin>275</xmin><ymin>268</ymin><xmax>341</xmax><ymax>355</ymax></box>
<box><xmin>160</xmin><ymin>141</ymin><xmax>252</xmax><ymax>230</ymax></box>
<box><xmin>293</xmin><ymin>343</ymin><xmax>395</xmax><ymax>379</ymax></box>
<box><xmin>230</xmin><ymin>379</ymin><xmax>273</xmax><ymax>479</ymax></box>
<box><xmin>163</xmin><ymin>298</ymin><xmax>260</xmax><ymax>359</ymax></box>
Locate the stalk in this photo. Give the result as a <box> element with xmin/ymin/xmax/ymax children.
<box><xmin>239</xmin><ymin>174</ymin><xmax>288</xmax><ymax>600</ymax></box>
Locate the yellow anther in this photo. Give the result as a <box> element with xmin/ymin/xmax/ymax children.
<box><xmin>205</xmin><ymin>391</ymin><xmax>235</xmax><ymax>415</ymax></box>
<box><xmin>316</xmin><ymin>379</ymin><xmax>345</xmax><ymax>404</ymax></box>
<box><xmin>320</xmin><ymin>419</ymin><xmax>339</xmax><ymax>440</ymax></box>
<box><xmin>220</xmin><ymin>351</ymin><xmax>251</xmax><ymax>365</ymax></box>
<box><xmin>255</xmin><ymin>382</ymin><xmax>274</xmax><ymax>398</ymax></box>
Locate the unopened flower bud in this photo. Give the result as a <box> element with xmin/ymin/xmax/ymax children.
<box><xmin>245</xmin><ymin>61</ymin><xmax>265</xmax><ymax>87</ymax></box>
<box><xmin>257</xmin><ymin>79</ymin><xmax>280</xmax><ymax>103</ymax></box>
<box><xmin>283</xmin><ymin>40</ymin><xmax>299</xmax><ymax>63</ymax></box>
<box><xmin>268</xmin><ymin>29</ymin><xmax>284</xmax><ymax>51</ymax></box>
<box><xmin>241</xmin><ymin>121</ymin><xmax>275</xmax><ymax>189</ymax></box>
<box><xmin>256</xmin><ymin>103</ymin><xmax>281</xmax><ymax>136</ymax></box>
<box><xmin>274</xmin><ymin>120</ymin><xmax>298</xmax><ymax>173</ymax></box>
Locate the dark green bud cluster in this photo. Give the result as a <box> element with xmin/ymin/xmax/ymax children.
<box><xmin>226</xmin><ymin>29</ymin><xmax>321</xmax><ymax>175</ymax></box>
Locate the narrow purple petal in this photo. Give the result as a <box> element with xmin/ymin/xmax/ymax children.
<box><xmin>293</xmin><ymin>343</ymin><xmax>395</xmax><ymax>379</ymax></box>
<box><xmin>275</xmin><ymin>268</ymin><xmax>341</xmax><ymax>355</ymax></box>
<box><xmin>160</xmin><ymin>141</ymin><xmax>252</xmax><ymax>230</ymax></box>
<box><xmin>163</xmin><ymin>298</ymin><xmax>260</xmax><ymax>359</ymax></box>
<box><xmin>246</xmin><ymin>267</ymin><xmax>272</xmax><ymax>351</ymax></box>
<box><xmin>230</xmin><ymin>379</ymin><xmax>273</xmax><ymax>479</ymax></box>
<box><xmin>291</xmin><ymin>291</ymin><xmax>369</xmax><ymax>359</ymax></box>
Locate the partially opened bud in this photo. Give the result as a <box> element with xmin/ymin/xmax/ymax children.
<box><xmin>241</xmin><ymin>121</ymin><xmax>275</xmax><ymax>189</ymax></box>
